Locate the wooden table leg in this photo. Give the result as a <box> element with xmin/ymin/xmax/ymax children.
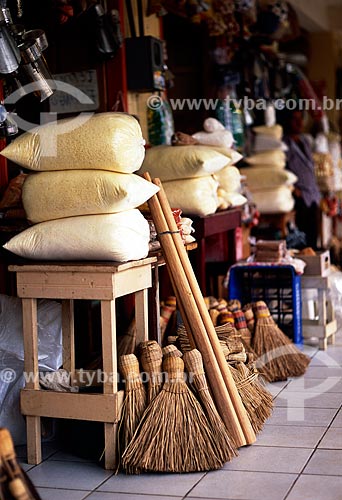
<box><xmin>135</xmin><ymin>288</ymin><xmax>149</xmax><ymax>345</ymax></box>
<box><xmin>62</xmin><ymin>300</ymin><xmax>75</xmax><ymax>384</ymax></box>
<box><xmin>22</xmin><ymin>298</ymin><xmax>42</xmax><ymax>465</ymax></box>
<box><xmin>101</xmin><ymin>300</ymin><xmax>118</xmax><ymax>470</ymax></box>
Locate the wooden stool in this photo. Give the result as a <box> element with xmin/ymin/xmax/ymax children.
<box><xmin>301</xmin><ymin>275</ymin><xmax>337</xmax><ymax>350</ymax></box>
<box><xmin>9</xmin><ymin>258</ymin><xmax>156</xmax><ymax>469</ymax></box>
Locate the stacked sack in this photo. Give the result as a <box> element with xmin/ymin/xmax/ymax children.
<box><xmin>2</xmin><ymin>113</ymin><xmax>159</xmax><ymax>262</ymax></box>
<box><xmin>240</xmin><ymin>124</ymin><xmax>297</xmax><ymax>214</ymax></box>
<box><xmin>139</xmin><ymin>118</ymin><xmax>246</xmax><ymax>217</ymax></box>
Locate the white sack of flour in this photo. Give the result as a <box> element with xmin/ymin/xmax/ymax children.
<box><xmin>1</xmin><ymin>112</ymin><xmax>145</xmax><ymax>173</ymax></box>
<box><xmin>4</xmin><ymin>210</ymin><xmax>150</xmax><ymax>262</ymax></box>
<box><xmin>23</xmin><ymin>170</ymin><xmax>159</xmax><ymax>223</ymax></box>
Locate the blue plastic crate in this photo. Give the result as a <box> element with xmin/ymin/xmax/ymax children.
<box><xmin>227</xmin><ymin>264</ymin><xmax>302</xmax><ymax>344</ymax></box>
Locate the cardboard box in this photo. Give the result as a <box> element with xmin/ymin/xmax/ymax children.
<box><xmin>300</xmin><ymin>250</ymin><xmax>331</xmax><ymax>277</ymax></box>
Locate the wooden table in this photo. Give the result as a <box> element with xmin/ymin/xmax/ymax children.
<box><xmin>301</xmin><ymin>274</ymin><xmax>337</xmax><ymax>350</ymax></box>
<box><xmin>9</xmin><ymin>257</ymin><xmax>156</xmax><ymax>470</ymax></box>
<box><xmin>188</xmin><ymin>209</ymin><xmax>242</xmax><ymax>296</ymax></box>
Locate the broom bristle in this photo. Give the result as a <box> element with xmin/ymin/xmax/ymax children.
<box><xmin>228</xmin><ymin>363</ymin><xmax>272</xmax><ymax>435</ymax></box>
<box><xmin>117</xmin><ymin>318</ymin><xmax>136</xmax><ymax>357</ymax></box>
<box><xmin>183</xmin><ymin>350</ymin><xmax>238</xmax><ymax>461</ymax></box>
<box><xmin>253</xmin><ymin>301</ymin><xmax>310</xmax><ymax>382</ymax></box>
<box><xmin>122</xmin><ymin>356</ymin><xmax>228</xmax><ymax>473</ymax></box>
<box><xmin>235</xmin><ymin>362</ymin><xmax>273</xmax><ymax>434</ymax></box>
<box><xmin>118</xmin><ymin>354</ymin><xmax>147</xmax><ymax>473</ymax></box>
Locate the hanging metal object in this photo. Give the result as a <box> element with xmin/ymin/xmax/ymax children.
<box><xmin>18</xmin><ymin>39</ymin><xmax>55</xmax><ymax>102</ymax></box>
<box><xmin>0</xmin><ymin>9</ymin><xmax>20</xmax><ymax>74</ymax></box>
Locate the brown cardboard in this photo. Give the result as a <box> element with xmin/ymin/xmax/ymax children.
<box><xmin>300</xmin><ymin>250</ymin><xmax>331</xmax><ymax>276</ymax></box>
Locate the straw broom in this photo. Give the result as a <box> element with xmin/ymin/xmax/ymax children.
<box><xmin>162</xmin><ymin>344</ymin><xmax>183</xmax><ymax>358</ymax></box>
<box><xmin>216</xmin><ymin>317</ymin><xmax>273</xmax><ymax>383</ymax></box>
<box><xmin>233</xmin><ymin>310</ymin><xmax>252</xmax><ymax>347</ymax></box>
<box><xmin>183</xmin><ymin>349</ymin><xmax>238</xmax><ymax>459</ymax></box>
<box><xmin>233</xmin><ymin>362</ymin><xmax>273</xmax><ymax>434</ymax></box>
<box><xmin>178</xmin><ymin>322</ymin><xmax>272</xmax><ymax>432</ymax></box>
<box><xmin>0</xmin><ymin>428</ymin><xmax>41</xmax><ymax>500</ymax></box>
<box><xmin>118</xmin><ymin>354</ymin><xmax>147</xmax><ymax>472</ymax></box>
<box><xmin>253</xmin><ymin>301</ymin><xmax>310</xmax><ymax>382</ymax></box>
<box><xmin>152</xmin><ymin>175</ymin><xmax>255</xmax><ymax>445</ymax></box>
<box><xmin>145</xmin><ymin>174</ymin><xmax>253</xmax><ymax>447</ymax></box>
<box><xmin>139</xmin><ymin>341</ymin><xmax>163</xmax><ymax>404</ymax></box>
<box><xmin>122</xmin><ymin>356</ymin><xmax>227</xmax><ymax>473</ymax></box>
<box><xmin>242</xmin><ymin>303</ymin><xmax>255</xmax><ymax>335</ymax></box>
<box><xmin>117</xmin><ymin>318</ymin><xmax>136</xmax><ymax>358</ymax></box>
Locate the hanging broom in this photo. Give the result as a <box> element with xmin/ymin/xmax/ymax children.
<box><xmin>183</xmin><ymin>349</ymin><xmax>238</xmax><ymax>459</ymax></box>
<box><xmin>118</xmin><ymin>354</ymin><xmax>147</xmax><ymax>473</ymax></box>
<box><xmin>252</xmin><ymin>301</ymin><xmax>310</xmax><ymax>382</ymax></box>
<box><xmin>122</xmin><ymin>356</ymin><xmax>228</xmax><ymax>473</ymax></box>
<box><xmin>139</xmin><ymin>341</ymin><xmax>163</xmax><ymax>404</ymax></box>
<box><xmin>0</xmin><ymin>428</ymin><xmax>42</xmax><ymax>500</ymax></box>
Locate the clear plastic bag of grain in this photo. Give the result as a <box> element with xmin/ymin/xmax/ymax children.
<box><xmin>0</xmin><ymin>112</ymin><xmax>146</xmax><ymax>173</ymax></box>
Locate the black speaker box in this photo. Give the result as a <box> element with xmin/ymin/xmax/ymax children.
<box><xmin>125</xmin><ymin>36</ymin><xmax>165</xmax><ymax>92</ymax></box>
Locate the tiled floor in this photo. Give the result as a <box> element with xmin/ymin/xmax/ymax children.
<box><xmin>18</xmin><ymin>330</ymin><xmax>342</xmax><ymax>500</ymax></box>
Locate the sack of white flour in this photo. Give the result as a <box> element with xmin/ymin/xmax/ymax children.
<box><xmin>163</xmin><ymin>176</ymin><xmax>219</xmax><ymax>216</ymax></box>
<box><xmin>22</xmin><ymin>170</ymin><xmax>159</xmax><ymax>223</ymax></box>
<box><xmin>4</xmin><ymin>210</ymin><xmax>150</xmax><ymax>262</ymax></box>
<box><xmin>0</xmin><ymin>112</ymin><xmax>145</xmax><ymax>173</ymax></box>
<box><xmin>139</xmin><ymin>145</ymin><xmax>228</xmax><ymax>181</ymax></box>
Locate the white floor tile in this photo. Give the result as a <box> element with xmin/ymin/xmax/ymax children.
<box><xmin>286</xmin><ymin>474</ymin><xmax>342</xmax><ymax>500</ymax></box>
<box><xmin>188</xmin><ymin>470</ymin><xmax>297</xmax><ymax>500</ymax></box>
<box><xmin>285</xmin><ymin>377</ymin><xmax>342</xmax><ymax>392</ymax></box>
<box><xmin>27</xmin><ymin>461</ymin><xmax>112</xmax><ymax>490</ymax></box>
<box><xmin>265</xmin><ymin>407</ymin><xmax>337</xmax><ymax>427</ymax></box>
<box><xmin>98</xmin><ymin>472</ymin><xmax>205</xmax><ymax>496</ymax></box>
<box><xmin>275</xmin><ymin>390</ymin><xmax>341</xmax><ymax>408</ymax></box>
<box><xmin>332</xmin><ymin>409</ymin><xmax>342</xmax><ymax>427</ymax></box>
<box><xmin>37</xmin><ymin>488</ymin><xmax>89</xmax><ymax>500</ymax></box>
<box><xmin>303</xmin><ymin>449</ymin><xmax>342</xmax><ymax>476</ymax></box>
<box><xmin>222</xmin><ymin>446</ymin><xmax>312</xmax><ymax>473</ymax></box>
<box><xmin>254</xmin><ymin>425</ymin><xmax>326</xmax><ymax>448</ymax></box>
<box><xmin>318</xmin><ymin>428</ymin><xmax>342</xmax><ymax>449</ymax></box>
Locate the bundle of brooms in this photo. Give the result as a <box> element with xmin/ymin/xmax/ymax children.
<box><xmin>252</xmin><ymin>301</ymin><xmax>310</xmax><ymax>381</ymax></box>
<box><xmin>122</xmin><ymin>355</ymin><xmax>235</xmax><ymax>472</ymax></box>
<box><xmin>177</xmin><ymin>321</ymin><xmax>273</xmax><ymax>434</ymax></box>
<box><xmin>142</xmin><ymin>174</ymin><xmax>256</xmax><ymax>454</ymax></box>
<box><xmin>0</xmin><ymin>428</ymin><xmax>42</xmax><ymax>500</ymax></box>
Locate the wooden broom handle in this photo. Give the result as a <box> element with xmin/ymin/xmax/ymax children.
<box><xmin>152</xmin><ymin>177</ymin><xmax>256</xmax><ymax>446</ymax></box>
<box><xmin>144</xmin><ymin>173</ymin><xmax>246</xmax><ymax>447</ymax></box>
